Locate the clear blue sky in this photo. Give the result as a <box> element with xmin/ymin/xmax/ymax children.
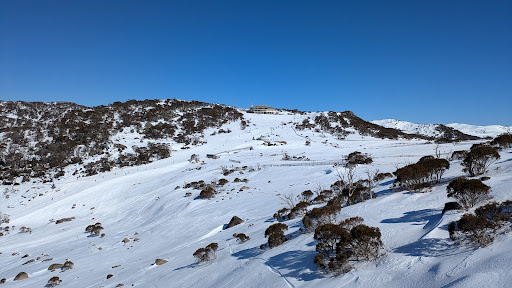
<box><xmin>1</xmin><ymin>0</ymin><xmax>511</xmax><ymax>125</ymax></box>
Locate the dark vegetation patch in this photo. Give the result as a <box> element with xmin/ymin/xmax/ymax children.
<box><xmin>0</xmin><ymin>99</ymin><xmax>243</xmax><ymax>184</ymax></box>
<box><xmin>393</xmin><ymin>156</ymin><xmax>450</xmax><ymax>192</ymax></box>
<box><xmin>449</xmin><ymin>201</ymin><xmax>512</xmax><ymax>247</ymax></box>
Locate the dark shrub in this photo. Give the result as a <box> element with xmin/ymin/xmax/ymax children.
<box><xmin>62</xmin><ymin>261</ymin><xmax>74</xmax><ymax>270</ymax></box>
<box><xmin>491</xmin><ymin>134</ymin><xmax>512</xmax><ymax>148</ymax></box>
<box><xmin>442</xmin><ymin>202</ymin><xmax>462</xmax><ymax>214</ymax></box>
<box><xmin>273</xmin><ymin>207</ymin><xmax>289</xmax><ymax>221</ymax></box>
<box><xmin>449</xmin><ymin>202</ymin><xmax>511</xmax><ymax>247</ymax></box>
<box><xmin>349</xmin><ymin>224</ymin><xmax>383</xmax><ymax>261</ymax></box>
<box><xmin>462</xmin><ymin>146</ymin><xmax>500</xmax><ymax>176</ymax></box>
<box><xmin>300</xmin><ymin>190</ymin><xmax>314</xmax><ymax>202</ymax></box>
<box><xmin>302</xmin><ymin>215</ymin><xmax>313</xmax><ymax>231</ymax></box>
<box><xmin>193</xmin><ymin>243</ymin><xmax>218</xmax><ymax>262</ymax></box>
<box><xmin>346</xmin><ymin>151</ymin><xmax>373</xmax><ymax>166</ymax></box>
<box><xmin>308</xmin><ymin>204</ymin><xmax>341</xmax><ymax>226</ymax></box>
<box><xmin>447</xmin><ymin>178</ymin><xmax>491</xmax><ymax>209</ymax></box>
<box><xmin>451</xmin><ymin>150</ymin><xmax>468</xmax><ymax>161</ymax></box>
<box><xmin>313</xmin><ymin>253</ymin><xmax>326</xmax><ymax>271</ymax></box>
<box><xmin>288</xmin><ymin>201</ymin><xmax>310</xmax><ymax>219</ymax></box>
<box><xmin>314</xmin><ymin>224</ymin><xmax>351</xmax><ymax>255</ymax></box>
<box><xmin>340</xmin><ymin>216</ymin><xmax>364</xmax><ymax>230</ymax></box>
<box><xmin>198</xmin><ymin>186</ymin><xmax>216</xmax><ymax>199</ymax></box>
<box><xmin>394</xmin><ymin>156</ymin><xmax>449</xmax><ymax>191</ymax></box>
<box><xmin>85</xmin><ymin>223</ymin><xmax>103</xmax><ymax>236</ymax></box>
<box><xmin>313</xmin><ymin>217</ymin><xmax>383</xmax><ymax>275</ymax></box>
<box><xmin>264</xmin><ymin>223</ymin><xmax>288</xmax><ymax>248</ymax></box>
<box><xmin>233</xmin><ymin>233</ymin><xmax>250</xmax><ymax>243</ymax></box>
<box><xmin>48</xmin><ymin>276</ymin><xmax>62</xmax><ymax>286</ymax></box>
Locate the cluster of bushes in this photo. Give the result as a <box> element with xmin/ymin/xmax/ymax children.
<box><xmin>233</xmin><ymin>233</ymin><xmax>250</xmax><ymax>243</ymax></box>
<box><xmin>394</xmin><ymin>156</ymin><xmax>450</xmax><ymax>191</ymax></box>
<box><xmin>313</xmin><ymin>217</ymin><xmax>383</xmax><ymax>275</ymax></box>
<box><xmin>272</xmin><ymin>170</ymin><xmax>391</xmax><ymax>228</ymax></box>
<box><xmin>198</xmin><ymin>186</ymin><xmax>217</xmax><ymax>199</ymax></box>
<box><xmin>448</xmin><ymin>201</ymin><xmax>512</xmax><ymax>247</ymax></box>
<box><xmin>193</xmin><ymin>243</ymin><xmax>218</xmax><ymax>262</ymax></box>
<box><xmin>345</xmin><ymin>151</ymin><xmax>373</xmax><ymax>166</ymax></box>
<box><xmin>491</xmin><ymin>133</ymin><xmax>512</xmax><ymax>149</ymax></box>
<box><xmin>85</xmin><ymin>222</ymin><xmax>104</xmax><ymax>237</ymax></box>
<box><xmin>273</xmin><ymin>189</ymin><xmax>335</xmax><ymax>222</ymax></box>
<box><xmin>330</xmin><ymin>168</ymin><xmax>391</xmax><ymax>206</ymax></box>
<box><xmin>182</xmin><ymin>179</ymin><xmax>228</xmax><ymax>200</ymax></box>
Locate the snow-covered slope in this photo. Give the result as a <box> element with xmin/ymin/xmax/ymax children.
<box><xmin>447</xmin><ymin>123</ymin><xmax>512</xmax><ymax>138</ymax></box>
<box><xmin>1</xmin><ymin>108</ymin><xmax>511</xmax><ymax>288</ymax></box>
<box><xmin>372</xmin><ymin>119</ymin><xmax>443</xmax><ymax>137</ymax></box>
<box><xmin>372</xmin><ymin>119</ymin><xmax>478</xmax><ymax>140</ymax></box>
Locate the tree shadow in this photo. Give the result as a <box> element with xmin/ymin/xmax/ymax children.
<box><xmin>380</xmin><ymin>179</ymin><xmax>394</xmax><ymax>186</ymax></box>
<box><xmin>266</xmin><ymin>250</ymin><xmax>322</xmax><ymax>281</ymax></box>
<box><xmin>394</xmin><ymin>238</ymin><xmax>458</xmax><ymax>257</ymax></box>
<box><xmin>265</xmin><ymin>217</ymin><xmax>276</xmax><ymax>223</ymax></box>
<box><xmin>376</xmin><ymin>188</ymin><xmax>394</xmax><ymax>197</ymax></box>
<box><xmin>232</xmin><ymin>246</ymin><xmax>262</xmax><ymax>260</ymax></box>
<box><xmin>381</xmin><ymin>209</ymin><xmax>442</xmax><ymax>224</ymax></box>
<box><xmin>441</xmin><ymin>276</ymin><xmax>469</xmax><ymax>288</ymax></box>
<box><xmin>438</xmin><ymin>223</ymin><xmax>451</xmax><ymax>231</ymax></box>
<box><xmin>438</xmin><ymin>176</ymin><xmax>460</xmax><ymax>185</ymax></box>
<box><xmin>497</xmin><ymin>158</ymin><xmax>512</xmax><ymax>164</ymax></box>
<box><xmin>173</xmin><ymin>262</ymin><xmax>197</xmax><ymax>271</ymax></box>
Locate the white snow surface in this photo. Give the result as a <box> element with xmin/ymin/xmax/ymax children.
<box><xmin>446</xmin><ymin>123</ymin><xmax>512</xmax><ymax>138</ymax></box>
<box><xmin>373</xmin><ymin>118</ymin><xmax>511</xmax><ymax>139</ymax></box>
<box><xmin>1</xmin><ymin>112</ymin><xmax>512</xmax><ymax>288</ymax></box>
<box><xmin>371</xmin><ymin>119</ymin><xmax>444</xmax><ymax>138</ymax></box>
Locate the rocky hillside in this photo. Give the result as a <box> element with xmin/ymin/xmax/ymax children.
<box><xmin>0</xmin><ymin>100</ymin><xmax>477</xmax><ymax>185</ymax></box>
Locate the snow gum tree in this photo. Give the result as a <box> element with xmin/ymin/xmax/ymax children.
<box><xmin>264</xmin><ymin>223</ymin><xmax>288</xmax><ymax>248</ymax></box>
<box><xmin>447</xmin><ymin>178</ymin><xmax>491</xmax><ymax>209</ymax></box>
<box><xmin>462</xmin><ymin>146</ymin><xmax>500</xmax><ymax>176</ymax></box>
<box><xmin>313</xmin><ymin>217</ymin><xmax>383</xmax><ymax>275</ymax></box>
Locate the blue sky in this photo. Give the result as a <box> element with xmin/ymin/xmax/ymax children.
<box><xmin>1</xmin><ymin>0</ymin><xmax>511</xmax><ymax>125</ymax></box>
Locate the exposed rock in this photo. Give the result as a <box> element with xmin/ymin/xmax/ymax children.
<box><xmin>155</xmin><ymin>259</ymin><xmax>168</xmax><ymax>265</ymax></box>
<box><xmin>14</xmin><ymin>272</ymin><xmax>28</xmax><ymax>281</ymax></box>
<box><xmin>226</xmin><ymin>216</ymin><xmax>244</xmax><ymax>229</ymax></box>
<box><xmin>48</xmin><ymin>263</ymin><xmax>63</xmax><ymax>270</ymax></box>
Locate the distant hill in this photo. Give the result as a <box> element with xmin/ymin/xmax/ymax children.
<box><xmin>372</xmin><ymin>119</ymin><xmax>480</xmax><ymax>141</ymax></box>
<box><xmin>446</xmin><ymin>123</ymin><xmax>512</xmax><ymax>138</ymax></box>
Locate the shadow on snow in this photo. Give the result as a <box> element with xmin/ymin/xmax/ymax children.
<box><xmin>394</xmin><ymin>238</ymin><xmax>458</xmax><ymax>257</ymax></box>
<box><xmin>265</xmin><ymin>250</ymin><xmax>322</xmax><ymax>282</ymax></box>
<box><xmin>381</xmin><ymin>208</ymin><xmax>442</xmax><ymax>225</ymax></box>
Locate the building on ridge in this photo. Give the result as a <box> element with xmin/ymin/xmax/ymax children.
<box><xmin>248</xmin><ymin>104</ymin><xmax>276</xmax><ymax>114</ymax></box>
